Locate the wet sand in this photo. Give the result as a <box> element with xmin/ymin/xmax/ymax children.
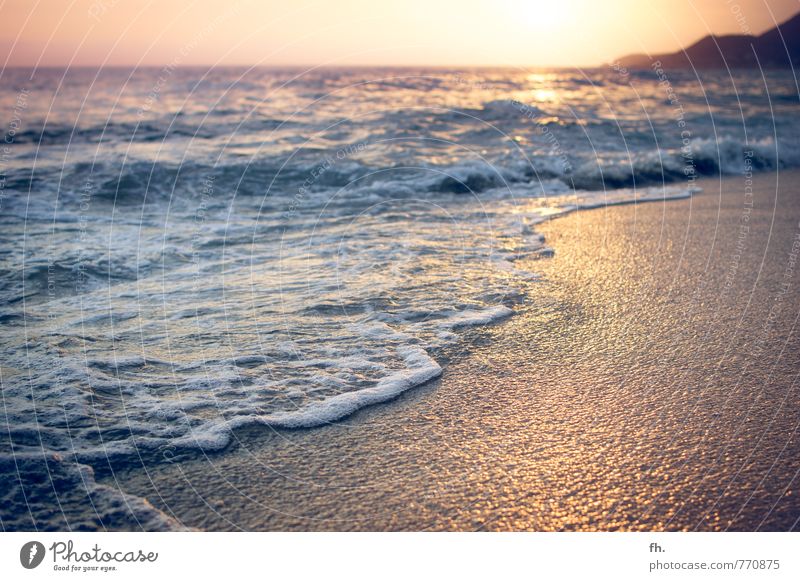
<box><xmin>112</xmin><ymin>170</ymin><xmax>800</xmax><ymax>531</ymax></box>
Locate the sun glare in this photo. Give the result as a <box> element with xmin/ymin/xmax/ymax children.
<box><xmin>511</xmin><ymin>0</ymin><xmax>572</xmax><ymax>30</ymax></box>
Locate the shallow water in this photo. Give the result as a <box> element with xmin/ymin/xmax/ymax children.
<box><xmin>1</xmin><ymin>67</ymin><xmax>799</xmax><ymax>530</ymax></box>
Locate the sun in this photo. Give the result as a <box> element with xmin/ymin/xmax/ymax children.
<box><xmin>507</xmin><ymin>0</ymin><xmax>572</xmax><ymax>31</ymax></box>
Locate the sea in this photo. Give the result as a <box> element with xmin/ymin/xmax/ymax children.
<box><xmin>1</xmin><ymin>66</ymin><xmax>798</xmax><ymax>529</ymax></box>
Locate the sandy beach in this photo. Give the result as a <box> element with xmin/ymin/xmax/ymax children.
<box><xmin>97</xmin><ymin>169</ymin><xmax>800</xmax><ymax>531</ymax></box>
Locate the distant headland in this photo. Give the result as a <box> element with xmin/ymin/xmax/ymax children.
<box><xmin>617</xmin><ymin>11</ymin><xmax>800</xmax><ymax>69</ymax></box>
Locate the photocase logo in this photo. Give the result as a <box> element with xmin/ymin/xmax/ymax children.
<box><xmin>20</xmin><ymin>541</ymin><xmax>46</xmax><ymax>569</ymax></box>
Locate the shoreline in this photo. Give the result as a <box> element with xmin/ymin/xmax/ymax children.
<box><xmin>100</xmin><ymin>168</ymin><xmax>800</xmax><ymax>531</ymax></box>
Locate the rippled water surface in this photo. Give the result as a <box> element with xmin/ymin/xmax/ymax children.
<box><xmin>1</xmin><ymin>67</ymin><xmax>798</xmax><ymax>530</ymax></box>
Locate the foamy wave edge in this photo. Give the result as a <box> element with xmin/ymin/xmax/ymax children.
<box><xmin>169</xmin><ymin>306</ymin><xmax>515</xmax><ymax>449</ymax></box>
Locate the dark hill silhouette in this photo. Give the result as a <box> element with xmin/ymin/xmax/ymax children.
<box><xmin>617</xmin><ymin>11</ymin><xmax>800</xmax><ymax>69</ymax></box>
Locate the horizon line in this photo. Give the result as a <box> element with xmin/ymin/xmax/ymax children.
<box><xmin>1</xmin><ymin>62</ymin><xmax>610</xmax><ymax>70</ymax></box>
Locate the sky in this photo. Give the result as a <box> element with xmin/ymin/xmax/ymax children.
<box><xmin>1</xmin><ymin>0</ymin><xmax>798</xmax><ymax>68</ymax></box>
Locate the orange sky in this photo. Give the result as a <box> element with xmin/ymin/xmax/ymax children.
<box><xmin>1</xmin><ymin>0</ymin><xmax>798</xmax><ymax>68</ymax></box>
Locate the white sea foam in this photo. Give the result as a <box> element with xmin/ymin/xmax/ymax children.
<box><xmin>262</xmin><ymin>345</ymin><xmax>442</xmax><ymax>428</ymax></box>
<box><xmin>435</xmin><ymin>305</ymin><xmax>514</xmax><ymax>329</ymax></box>
<box><xmin>168</xmin><ymin>344</ymin><xmax>442</xmax><ymax>450</ymax></box>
